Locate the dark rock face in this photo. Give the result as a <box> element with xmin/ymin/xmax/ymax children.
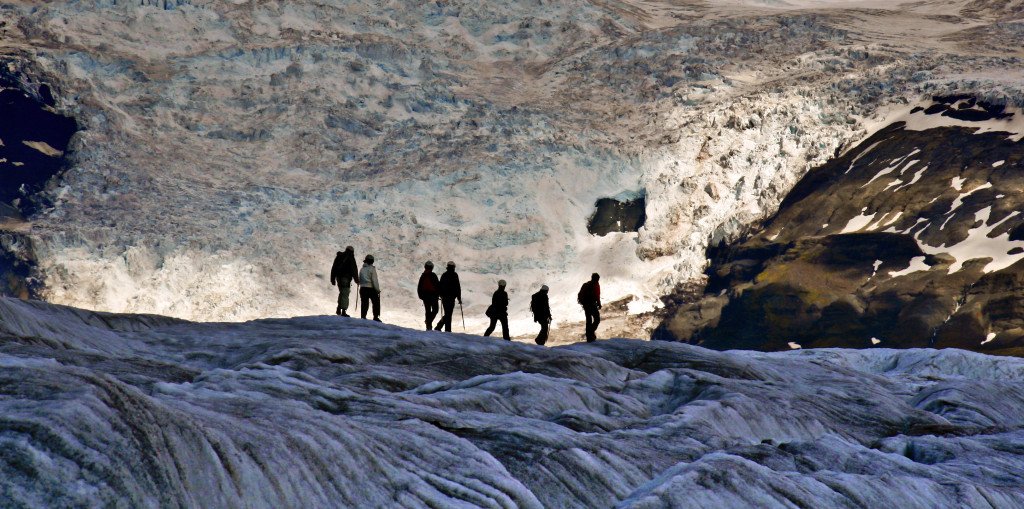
<box><xmin>0</xmin><ymin>69</ymin><xmax>77</xmax><ymax>300</ymax></box>
<box><xmin>0</xmin><ymin>82</ymin><xmax>77</xmax><ymax>211</ymax></box>
<box><xmin>658</xmin><ymin>98</ymin><xmax>1024</xmax><ymax>356</ymax></box>
<box><xmin>588</xmin><ymin>195</ymin><xmax>646</xmax><ymax>235</ymax></box>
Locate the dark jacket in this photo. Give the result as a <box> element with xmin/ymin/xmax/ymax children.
<box><xmin>530</xmin><ymin>291</ymin><xmax>550</xmax><ymax>322</ymax></box>
<box><xmin>577</xmin><ymin>281</ymin><xmax>600</xmax><ymax>308</ymax></box>
<box><xmin>331</xmin><ymin>251</ymin><xmax>358</xmax><ymax>285</ymax></box>
<box><xmin>439</xmin><ymin>269</ymin><xmax>462</xmax><ymax>300</ymax></box>
<box><xmin>486</xmin><ymin>288</ymin><xmax>509</xmax><ymax>318</ymax></box>
<box><xmin>417</xmin><ymin>271</ymin><xmax>441</xmax><ymax>301</ymax></box>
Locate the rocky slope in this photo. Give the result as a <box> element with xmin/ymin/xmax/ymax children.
<box><xmin>658</xmin><ymin>95</ymin><xmax>1024</xmax><ymax>355</ymax></box>
<box><xmin>0</xmin><ymin>1</ymin><xmax>1022</xmax><ymax>333</ymax></box>
<box><xmin>2</xmin><ymin>297</ymin><xmax>1024</xmax><ymax>507</ymax></box>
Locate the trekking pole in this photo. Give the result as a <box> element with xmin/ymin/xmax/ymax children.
<box><xmin>459</xmin><ymin>300</ymin><xmax>466</xmax><ymax>331</ymax></box>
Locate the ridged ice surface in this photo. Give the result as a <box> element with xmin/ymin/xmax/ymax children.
<box><xmin>2</xmin><ymin>297</ymin><xmax>1023</xmax><ymax>508</ymax></box>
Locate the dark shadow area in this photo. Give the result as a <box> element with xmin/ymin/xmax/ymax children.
<box><xmin>0</xmin><ymin>86</ymin><xmax>78</xmax><ymax>210</ymax></box>
<box><xmin>923</xmin><ymin>94</ymin><xmax>1013</xmax><ymax>122</ymax></box>
<box><xmin>0</xmin><ymin>68</ymin><xmax>78</xmax><ymax>300</ymax></box>
<box><xmin>587</xmin><ymin>194</ymin><xmax>646</xmax><ymax>236</ymax></box>
<box><xmin>0</xmin><ymin>233</ymin><xmax>39</xmax><ymax>299</ymax></box>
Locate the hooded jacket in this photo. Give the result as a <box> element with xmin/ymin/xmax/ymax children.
<box><xmin>439</xmin><ymin>269</ymin><xmax>462</xmax><ymax>300</ymax></box>
<box><xmin>359</xmin><ymin>263</ymin><xmax>380</xmax><ymax>291</ymax></box>
<box><xmin>487</xmin><ymin>288</ymin><xmax>509</xmax><ymax>318</ymax></box>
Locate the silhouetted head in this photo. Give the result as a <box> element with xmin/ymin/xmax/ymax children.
<box><xmin>446</xmin><ymin>261</ymin><xmax>456</xmax><ymax>270</ymax></box>
<box><xmin>337</xmin><ymin>251</ymin><xmax>342</xmax><ymax>256</ymax></box>
<box><xmin>424</xmin><ymin>261</ymin><xmax>434</xmax><ymax>270</ymax></box>
<box><xmin>540</xmin><ymin>285</ymin><xmax>549</xmax><ymax>292</ymax></box>
<box><xmin>345</xmin><ymin>246</ymin><xmax>354</xmax><ymax>252</ymax></box>
<box><xmin>591</xmin><ymin>273</ymin><xmax>600</xmax><ymax>282</ymax></box>
<box><xmin>365</xmin><ymin>255</ymin><xmax>374</xmax><ymax>264</ymax></box>
<box><xmin>498</xmin><ymin>279</ymin><xmax>506</xmax><ymax>287</ymax></box>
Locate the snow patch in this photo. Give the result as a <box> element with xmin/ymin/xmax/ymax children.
<box><xmin>888</xmin><ymin>256</ymin><xmax>930</xmax><ymax>277</ymax></box>
<box><xmin>841</xmin><ymin>207</ymin><xmax>876</xmax><ymax>233</ymax></box>
<box><xmin>916</xmin><ymin>207</ymin><xmax>1024</xmax><ymax>273</ymax></box>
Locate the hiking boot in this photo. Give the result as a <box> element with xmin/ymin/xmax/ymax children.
<box><xmin>336</xmin><ymin>308</ymin><xmax>341</xmax><ymax>315</ymax></box>
<box><xmin>373</xmin><ymin>317</ymin><xmax>382</xmax><ymax>322</ymax></box>
<box><xmin>341</xmin><ymin>312</ymin><xmax>349</xmax><ymax>317</ymax></box>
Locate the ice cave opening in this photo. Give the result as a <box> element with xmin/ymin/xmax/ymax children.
<box><xmin>587</xmin><ymin>193</ymin><xmax>647</xmax><ymax>236</ymax></box>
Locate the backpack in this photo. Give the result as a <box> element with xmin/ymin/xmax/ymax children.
<box><xmin>419</xmin><ymin>273</ymin><xmax>437</xmax><ymax>295</ymax></box>
<box><xmin>577</xmin><ymin>282</ymin><xmax>591</xmax><ymax>305</ymax></box>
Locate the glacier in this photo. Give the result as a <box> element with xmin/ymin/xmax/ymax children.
<box><xmin>2</xmin><ymin>0</ymin><xmax>1023</xmax><ymax>334</ymax></box>
<box><xmin>2</xmin><ymin>297</ymin><xmax>1024</xmax><ymax>507</ymax></box>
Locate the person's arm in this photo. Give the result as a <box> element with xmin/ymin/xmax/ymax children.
<box><xmin>372</xmin><ymin>268</ymin><xmax>380</xmax><ymax>292</ymax></box>
<box><xmin>455</xmin><ymin>275</ymin><xmax>462</xmax><ymax>302</ymax></box>
<box><xmin>330</xmin><ymin>258</ymin><xmax>339</xmax><ymax>285</ymax></box>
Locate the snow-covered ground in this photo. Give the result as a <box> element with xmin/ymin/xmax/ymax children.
<box><xmin>0</xmin><ymin>1</ymin><xmax>1022</xmax><ymax>333</ymax></box>
<box><xmin>2</xmin><ymin>297</ymin><xmax>1024</xmax><ymax>507</ymax></box>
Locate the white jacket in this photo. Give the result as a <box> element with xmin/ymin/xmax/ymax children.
<box><xmin>359</xmin><ymin>264</ymin><xmax>380</xmax><ymax>291</ymax></box>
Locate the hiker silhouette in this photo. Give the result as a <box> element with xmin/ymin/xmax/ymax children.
<box><xmin>531</xmin><ymin>285</ymin><xmax>551</xmax><ymax>345</ymax></box>
<box><xmin>434</xmin><ymin>261</ymin><xmax>462</xmax><ymax>332</ymax></box>
<box><xmin>359</xmin><ymin>255</ymin><xmax>381</xmax><ymax>322</ymax></box>
<box><xmin>578</xmin><ymin>273</ymin><xmax>601</xmax><ymax>342</ymax></box>
<box><xmin>418</xmin><ymin>261</ymin><xmax>441</xmax><ymax>330</ymax></box>
<box><xmin>484</xmin><ymin>280</ymin><xmax>510</xmax><ymax>340</ymax></box>
<box><xmin>330</xmin><ymin>246</ymin><xmax>358</xmax><ymax>317</ymax></box>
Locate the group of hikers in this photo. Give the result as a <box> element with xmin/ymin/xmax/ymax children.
<box><xmin>330</xmin><ymin>246</ymin><xmax>603</xmax><ymax>345</ymax></box>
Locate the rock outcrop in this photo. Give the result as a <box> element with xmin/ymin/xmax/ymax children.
<box><xmin>659</xmin><ymin>97</ymin><xmax>1024</xmax><ymax>356</ymax></box>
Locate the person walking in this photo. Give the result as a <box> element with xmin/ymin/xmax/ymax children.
<box><xmin>578</xmin><ymin>273</ymin><xmax>601</xmax><ymax>342</ymax></box>
<box><xmin>418</xmin><ymin>261</ymin><xmax>441</xmax><ymax>330</ymax></box>
<box><xmin>484</xmin><ymin>280</ymin><xmax>510</xmax><ymax>341</ymax></box>
<box><xmin>330</xmin><ymin>246</ymin><xmax>358</xmax><ymax>316</ymax></box>
<box><xmin>531</xmin><ymin>285</ymin><xmax>551</xmax><ymax>345</ymax></box>
<box><xmin>359</xmin><ymin>255</ymin><xmax>382</xmax><ymax>322</ymax></box>
<box><xmin>435</xmin><ymin>261</ymin><xmax>462</xmax><ymax>332</ymax></box>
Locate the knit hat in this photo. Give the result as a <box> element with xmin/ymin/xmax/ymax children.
<box><xmin>365</xmin><ymin>255</ymin><xmax>374</xmax><ymax>263</ymax></box>
<box><xmin>540</xmin><ymin>285</ymin><xmax>549</xmax><ymax>291</ymax></box>
<box><xmin>425</xmin><ymin>261</ymin><xmax>434</xmax><ymax>269</ymax></box>
<box><xmin>447</xmin><ymin>261</ymin><xmax>456</xmax><ymax>267</ymax></box>
<box><xmin>498</xmin><ymin>279</ymin><xmax>506</xmax><ymax>287</ymax></box>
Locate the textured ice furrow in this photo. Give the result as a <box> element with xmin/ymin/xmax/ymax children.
<box><xmin>3</xmin><ymin>299</ymin><xmax>1024</xmax><ymax>507</ymax></box>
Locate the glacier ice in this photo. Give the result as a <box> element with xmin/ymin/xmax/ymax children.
<box><xmin>2</xmin><ymin>297</ymin><xmax>1023</xmax><ymax>507</ymax></box>
<box><xmin>2</xmin><ymin>1</ymin><xmax>1023</xmax><ymax>334</ymax></box>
